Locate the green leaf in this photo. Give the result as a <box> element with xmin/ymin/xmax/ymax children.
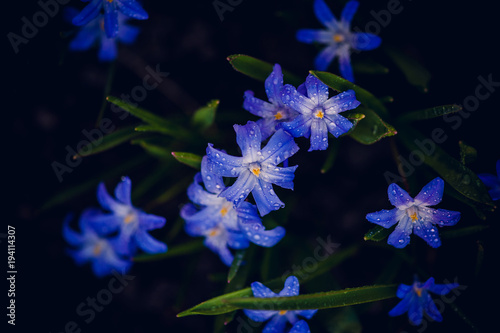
<box><xmin>384</xmin><ymin>46</ymin><xmax>431</xmax><ymax>93</ymax></box>
<box><xmin>171</xmin><ymin>151</ymin><xmax>203</xmax><ymax>169</ymax></box>
<box><xmin>224</xmin><ymin>285</ymin><xmax>396</xmax><ymax>311</ymax></box>
<box><xmin>133</xmin><ymin>240</ymin><xmax>204</xmax><ymax>262</ymax></box>
<box><xmin>398</xmin><ymin>104</ymin><xmax>462</xmax><ymax>122</ymax></box>
<box><xmin>352</xmin><ymin>59</ymin><xmax>389</xmax><ymax>74</ymax></box>
<box><xmin>398</xmin><ymin>125</ymin><xmax>494</xmax><ymax>206</ymax></box>
<box><xmin>227</xmin><ymin>54</ymin><xmax>303</xmax><ymax>86</ymax></box>
<box><xmin>364</xmin><ymin>225</ymin><xmax>394</xmax><ymax>242</ymax></box>
<box><xmin>310</xmin><ymin>70</ymin><xmax>389</xmax><ymax>118</ymax></box>
<box><xmin>133</xmin><ymin>139</ymin><xmax>173</xmax><ymax>160</ymax></box>
<box><xmin>192</xmin><ymin>99</ymin><xmax>219</xmax><ymax>130</ymax></box>
<box><xmin>76</xmin><ymin>125</ymin><xmax>143</xmax><ymax>157</ymax></box>
<box><xmin>106</xmin><ymin>96</ymin><xmax>189</xmax><ymax>138</ymax></box>
<box><xmin>348</xmin><ymin>108</ymin><xmax>397</xmax><ymax>145</ymax></box>
<box><xmin>459</xmin><ymin>141</ymin><xmax>477</xmax><ymax>165</ymax></box>
<box><xmin>227</xmin><ymin>250</ymin><xmax>247</xmax><ymax>283</ymax></box>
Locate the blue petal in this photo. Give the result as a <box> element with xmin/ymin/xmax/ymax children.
<box><xmin>314</xmin><ymin>45</ymin><xmax>338</xmax><ymax>71</ymax></box>
<box><xmin>305</xmin><ymin>74</ymin><xmax>329</xmax><ymax>105</ymax></box>
<box><xmin>244</xmin><ymin>309</ymin><xmax>276</xmax><ymax>322</ymax></box>
<box><xmin>424</xmin><ymin>293</ymin><xmax>442</xmax><ymax>322</ymax></box>
<box><xmin>134</xmin><ymin>230</ymin><xmax>167</xmax><ymax>254</ymax></box>
<box><xmin>366</xmin><ymin>208</ymin><xmax>400</xmax><ymax>228</ymax></box>
<box><xmin>62</xmin><ymin>214</ymin><xmax>84</xmax><ymax>246</ymax></box>
<box><xmin>309</xmin><ymin>119</ymin><xmax>329</xmax><ymax>151</ymax></box>
<box><xmin>263</xmin><ymin>315</ymin><xmax>288</xmax><ymax>333</ymax></box>
<box><xmin>252</xmin><ymin>179</ymin><xmax>285</xmax><ymax>216</ymax></box>
<box><xmin>103</xmin><ymin>1</ymin><xmax>119</xmax><ymax>38</ymax></box>
<box><xmin>81</xmin><ymin>208</ymin><xmax>121</xmax><ymax>235</ymax></box>
<box><xmin>289</xmin><ymin>320</ymin><xmax>310</xmax><ymax>333</ymax></box>
<box><xmin>220</xmin><ymin>170</ymin><xmax>257</xmax><ymax>208</ymax></box>
<box><xmin>261</xmin><ymin>129</ymin><xmax>300</xmax><ymax>165</ymax></box>
<box><xmin>227</xmin><ymin>230</ymin><xmax>250</xmax><ymax>249</ymax></box>
<box><xmin>338</xmin><ymin>47</ymin><xmax>354</xmax><ymax>82</ymax></box>
<box><xmin>72</xmin><ymin>0</ymin><xmax>102</xmax><ymax>26</ymax></box>
<box><xmin>256</xmin><ymin>117</ymin><xmax>280</xmax><ymax>142</ymax></box>
<box><xmin>427</xmin><ymin>208</ymin><xmax>460</xmax><ymax>227</ymax></box>
<box><xmin>235</xmin><ymin>121</ymin><xmax>262</xmax><ymax>162</ymax></box>
<box><xmin>388</xmin><ymin>183</ymin><xmax>414</xmax><ymax>208</ymax></box>
<box><xmin>69</xmin><ymin>25</ymin><xmax>99</xmax><ymax>51</ymax></box>
<box><xmin>206</xmin><ymin>144</ymin><xmax>244</xmax><ymax>178</ymax></box>
<box><xmin>92</xmin><ymin>258</ymin><xmax>114</xmax><ymax>278</ymax></box>
<box><xmin>388</xmin><ymin>293</ymin><xmax>413</xmax><ymax>317</ymax></box>
<box><xmin>279</xmin><ymin>115</ymin><xmax>312</xmax><ymax>138</ymax></box>
<box><xmin>323</xmin><ymin>89</ymin><xmax>360</xmax><ymax>114</ymax></box>
<box><xmin>116</xmin><ymin>0</ymin><xmax>149</xmax><ymax>20</ymax></box>
<box><xmin>313</xmin><ymin>0</ymin><xmax>339</xmax><ymax>30</ymax></box>
<box><xmin>243</xmin><ymin>91</ymin><xmax>277</xmax><ymax>118</ymax></box>
<box><xmin>387</xmin><ymin>216</ymin><xmax>413</xmax><ymax>248</ymax></box>
<box><xmin>478</xmin><ymin>173</ymin><xmax>500</xmax><ymax>189</ymax></box>
<box><xmin>489</xmin><ymin>188</ymin><xmax>500</xmax><ymax>201</ymax></box>
<box><xmin>428</xmin><ymin>282</ymin><xmax>459</xmax><ymax>295</ymax></box>
<box><xmin>265</xmin><ymin>64</ymin><xmax>285</xmax><ymax>106</ymax></box>
<box><xmin>181</xmin><ymin>205</ymin><xmax>220</xmax><ymax>236</ymax></box>
<box><xmin>239</xmin><ymin>219</ymin><xmax>285</xmax><ymax>247</ymax></box>
<box><xmin>201</xmin><ymin>156</ymin><xmax>225</xmax><ymax>195</ymax></box>
<box><xmin>281</xmin><ymin>84</ymin><xmax>316</xmax><ymax>114</ymax></box>
<box><xmin>352</xmin><ymin>33</ymin><xmax>381</xmax><ymax>50</ymax></box>
<box><xmin>114</xmin><ymin>176</ymin><xmax>132</xmax><ymax>205</ymax></box>
<box><xmin>98</xmin><ymin>36</ymin><xmax>117</xmax><ymax>62</ymax></box>
<box><xmin>341</xmin><ymin>0</ymin><xmax>359</xmax><ymax>24</ymax></box>
<box><xmin>396</xmin><ymin>283</ymin><xmax>412</xmax><ymax>298</ymax></box>
<box><xmin>414</xmin><ymin>177</ymin><xmax>444</xmax><ymax>207</ymax></box>
<box><xmin>97</xmin><ymin>182</ymin><xmax>122</xmax><ymax>212</ymax></box>
<box><xmin>324</xmin><ymin>114</ymin><xmax>353</xmax><ymax>137</ymax></box>
<box><xmin>187</xmin><ymin>173</ymin><xmax>220</xmax><ymax>206</ymax></box>
<box><xmin>279</xmin><ymin>276</ymin><xmax>300</xmax><ymax>296</ymax></box>
<box><xmin>251</xmin><ymin>281</ymin><xmax>278</xmax><ymax>298</ymax></box>
<box><xmin>138</xmin><ymin>213</ymin><xmax>166</xmax><ymax>230</ymax></box>
<box><xmin>413</xmin><ymin>219</ymin><xmax>441</xmax><ymax>248</ymax></box>
<box><xmin>260</xmin><ymin>164</ymin><xmax>298</xmax><ymax>190</ymax></box>
<box><xmin>297</xmin><ymin>309</ymin><xmax>317</xmax><ymax>320</ymax></box>
<box><xmin>407</xmin><ymin>294</ymin><xmax>425</xmax><ymax>325</ymax></box>
<box><xmin>296</xmin><ymin>29</ymin><xmax>333</xmax><ymax>44</ymax></box>
<box><xmin>118</xmin><ymin>22</ymin><xmax>140</xmax><ymax>44</ymax></box>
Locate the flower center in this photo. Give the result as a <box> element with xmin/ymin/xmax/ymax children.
<box><xmin>406</xmin><ymin>206</ymin><xmax>419</xmax><ymax>222</ymax></box>
<box><xmin>124</xmin><ymin>213</ymin><xmax>136</xmax><ymax>224</ymax></box>
<box><xmin>333</xmin><ymin>34</ymin><xmax>345</xmax><ymax>43</ymax></box>
<box><xmin>313</xmin><ymin>108</ymin><xmax>324</xmax><ymax>119</ymax></box>
<box><xmin>220</xmin><ymin>207</ymin><xmax>229</xmax><ymax>217</ymax></box>
<box><xmin>413</xmin><ymin>285</ymin><xmax>423</xmax><ymax>297</ymax></box>
<box><xmin>93</xmin><ymin>243</ymin><xmax>103</xmax><ymax>256</ymax></box>
<box><xmin>274</xmin><ymin>111</ymin><xmax>284</xmax><ymax>120</ymax></box>
<box><xmin>278</xmin><ymin>310</ymin><xmax>288</xmax><ymax>315</ymax></box>
<box><xmin>209</xmin><ymin>228</ymin><xmax>221</xmax><ymax>237</ymax></box>
<box><xmin>249</xmin><ymin>163</ymin><xmax>261</xmax><ymax>177</ymax></box>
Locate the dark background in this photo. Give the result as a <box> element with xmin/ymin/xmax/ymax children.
<box><xmin>4</xmin><ymin>0</ymin><xmax>499</xmax><ymax>332</ymax></box>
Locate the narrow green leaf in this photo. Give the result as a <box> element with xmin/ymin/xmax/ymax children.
<box><xmin>348</xmin><ymin>108</ymin><xmax>397</xmax><ymax>145</ymax></box>
<box><xmin>76</xmin><ymin>125</ymin><xmax>143</xmax><ymax>157</ymax></box>
<box><xmin>171</xmin><ymin>151</ymin><xmax>203</xmax><ymax>169</ymax></box>
<box><xmin>364</xmin><ymin>225</ymin><xmax>394</xmax><ymax>242</ymax></box>
<box><xmin>398</xmin><ymin>125</ymin><xmax>494</xmax><ymax>206</ymax></box>
<box><xmin>224</xmin><ymin>285</ymin><xmax>396</xmax><ymax>311</ymax></box>
<box><xmin>398</xmin><ymin>104</ymin><xmax>462</xmax><ymax>122</ymax></box>
<box><xmin>192</xmin><ymin>99</ymin><xmax>219</xmax><ymax>130</ymax></box>
<box><xmin>459</xmin><ymin>141</ymin><xmax>477</xmax><ymax>165</ymax></box>
<box><xmin>133</xmin><ymin>240</ymin><xmax>204</xmax><ymax>262</ymax></box>
<box><xmin>310</xmin><ymin>70</ymin><xmax>389</xmax><ymax>118</ymax></box>
<box><xmin>441</xmin><ymin>225</ymin><xmax>489</xmax><ymax>239</ymax></box>
<box><xmin>384</xmin><ymin>46</ymin><xmax>431</xmax><ymax>93</ymax></box>
<box><xmin>227</xmin><ymin>250</ymin><xmax>247</xmax><ymax>283</ymax></box>
<box><xmin>227</xmin><ymin>54</ymin><xmax>303</xmax><ymax>86</ymax></box>
<box><xmin>134</xmin><ymin>140</ymin><xmax>173</xmax><ymax>159</ymax></box>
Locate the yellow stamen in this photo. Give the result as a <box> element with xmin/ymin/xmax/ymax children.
<box><xmin>124</xmin><ymin>214</ymin><xmax>135</xmax><ymax>224</ymax></box>
<box><xmin>106</xmin><ymin>0</ymin><xmax>113</xmax><ymax>2</ymax></box>
<box><xmin>209</xmin><ymin>228</ymin><xmax>220</xmax><ymax>237</ymax></box>
<box><xmin>93</xmin><ymin>243</ymin><xmax>103</xmax><ymax>256</ymax></box>
<box><xmin>251</xmin><ymin>167</ymin><xmax>261</xmax><ymax>176</ymax></box>
<box><xmin>409</xmin><ymin>212</ymin><xmax>418</xmax><ymax>222</ymax></box>
<box><xmin>278</xmin><ymin>310</ymin><xmax>287</xmax><ymax>316</ymax></box>
<box><xmin>220</xmin><ymin>207</ymin><xmax>229</xmax><ymax>217</ymax></box>
<box><xmin>314</xmin><ymin>110</ymin><xmax>324</xmax><ymax>119</ymax></box>
<box><xmin>414</xmin><ymin>287</ymin><xmax>422</xmax><ymax>297</ymax></box>
<box><xmin>274</xmin><ymin>111</ymin><xmax>283</xmax><ymax>120</ymax></box>
<box><xmin>333</xmin><ymin>34</ymin><xmax>344</xmax><ymax>43</ymax></box>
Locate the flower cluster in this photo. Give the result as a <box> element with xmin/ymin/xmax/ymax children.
<box><xmin>63</xmin><ymin>176</ymin><xmax>167</xmax><ymax>277</ymax></box>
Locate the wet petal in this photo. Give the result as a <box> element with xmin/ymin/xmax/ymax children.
<box><xmin>263</xmin><ymin>315</ymin><xmax>287</xmax><ymax>333</ymax></box>
<box><xmin>413</xmin><ymin>219</ymin><xmax>441</xmax><ymax>248</ymax></box>
<box><xmin>425</xmin><ymin>208</ymin><xmax>460</xmax><ymax>227</ymax></box>
<box><xmin>387</xmin><ymin>215</ymin><xmax>413</xmax><ymax>248</ymax></box>
<box><xmin>186</xmin><ymin>173</ymin><xmax>221</xmax><ymax>206</ymax></box>
<box><xmin>201</xmin><ymin>156</ymin><xmax>225</xmax><ymax>195</ymax></box>
<box><xmin>387</xmin><ymin>183</ymin><xmax>414</xmax><ymax>208</ymax></box>
<box><xmin>279</xmin><ymin>276</ymin><xmax>300</xmax><ymax>296</ymax></box>
<box><xmin>239</xmin><ymin>219</ymin><xmax>285</xmax><ymax>247</ymax></box>
<box><xmin>251</xmin><ymin>281</ymin><xmax>278</xmax><ymax>298</ymax></box>
<box><xmin>278</xmin><ymin>115</ymin><xmax>313</xmax><ymax>139</ymax></box>
<box><xmin>227</xmin><ymin>230</ymin><xmax>250</xmax><ymax>249</ymax></box>
<box><xmin>296</xmin><ymin>309</ymin><xmax>317</xmax><ymax>320</ymax></box>
<box><xmin>265</xmin><ymin>64</ymin><xmax>285</xmax><ymax>106</ymax></box>
<box><xmin>261</xmin><ymin>129</ymin><xmax>300</xmax><ymax>165</ymax></box>
<box><xmin>281</xmin><ymin>84</ymin><xmax>316</xmax><ymax>114</ymax></box>
<box><xmin>289</xmin><ymin>320</ymin><xmax>310</xmax><ymax>333</ymax></box>
<box><xmin>260</xmin><ymin>164</ymin><xmax>297</xmax><ymax>190</ymax></box>
<box><xmin>366</xmin><ymin>208</ymin><xmax>400</xmax><ymax>228</ymax></box>
<box><xmin>243</xmin><ymin>309</ymin><xmax>276</xmax><ymax>322</ymax></box>
<box><xmin>206</xmin><ymin>144</ymin><xmax>244</xmax><ymax>178</ymax></box>
<box><xmin>414</xmin><ymin>177</ymin><xmax>444</xmax><ymax>206</ymax></box>
<box><xmin>305</xmin><ymin>74</ymin><xmax>329</xmax><ymax>105</ymax></box>
<box><xmin>181</xmin><ymin>205</ymin><xmax>220</xmax><ymax>236</ymax></box>
<box><xmin>323</xmin><ymin>89</ymin><xmax>360</xmax><ymax>114</ymax></box>
<box><xmin>309</xmin><ymin>119</ymin><xmax>329</xmax><ymax>151</ymax></box>
<box><xmin>219</xmin><ymin>170</ymin><xmax>257</xmax><ymax>208</ymax></box>
<box><xmin>252</xmin><ymin>179</ymin><xmax>285</xmax><ymax>216</ymax></box>
<box><xmin>235</xmin><ymin>121</ymin><xmax>262</xmax><ymax>162</ymax></box>
<box><xmin>243</xmin><ymin>90</ymin><xmax>277</xmax><ymax>118</ymax></box>
<box><xmin>324</xmin><ymin>114</ymin><xmax>353</xmax><ymax>137</ymax></box>
<box><xmin>116</xmin><ymin>0</ymin><xmax>149</xmax><ymax>20</ymax></box>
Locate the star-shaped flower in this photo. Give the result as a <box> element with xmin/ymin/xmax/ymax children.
<box><xmin>297</xmin><ymin>0</ymin><xmax>381</xmax><ymax>82</ymax></box>
<box><xmin>243</xmin><ymin>64</ymin><xmax>300</xmax><ymax>141</ymax></box>
<box><xmin>389</xmin><ymin>276</ymin><xmax>459</xmax><ymax>325</ymax></box>
<box><xmin>206</xmin><ymin>121</ymin><xmax>299</xmax><ymax>216</ymax></box>
<box><xmin>279</xmin><ymin>73</ymin><xmax>360</xmax><ymax>151</ymax></box>
<box><xmin>366</xmin><ymin>177</ymin><xmax>461</xmax><ymax>248</ymax></box>
<box><xmin>66</xmin><ymin>9</ymin><xmax>140</xmax><ymax>61</ymax></box>
<box><xmin>63</xmin><ymin>214</ymin><xmax>131</xmax><ymax>277</ymax></box>
<box><xmin>84</xmin><ymin>176</ymin><xmax>168</xmax><ymax>256</ymax></box>
<box><xmin>181</xmin><ymin>157</ymin><xmax>286</xmax><ymax>266</ymax></box>
<box><xmin>72</xmin><ymin>0</ymin><xmax>148</xmax><ymax>38</ymax></box>
<box><xmin>478</xmin><ymin>159</ymin><xmax>500</xmax><ymax>201</ymax></box>
<box><xmin>243</xmin><ymin>276</ymin><xmax>317</xmax><ymax>333</ymax></box>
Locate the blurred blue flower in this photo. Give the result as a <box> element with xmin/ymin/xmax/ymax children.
<box><xmin>243</xmin><ymin>64</ymin><xmax>300</xmax><ymax>141</ymax></box>
<box><xmin>297</xmin><ymin>0</ymin><xmax>381</xmax><ymax>82</ymax></box>
<box><xmin>84</xmin><ymin>176</ymin><xmax>168</xmax><ymax>256</ymax></box>
<box><xmin>289</xmin><ymin>320</ymin><xmax>311</xmax><ymax>333</ymax></box>
<box><xmin>72</xmin><ymin>0</ymin><xmax>148</xmax><ymax>38</ymax></box>
<box><xmin>63</xmin><ymin>214</ymin><xmax>131</xmax><ymax>277</ymax></box>
<box><xmin>243</xmin><ymin>276</ymin><xmax>317</xmax><ymax>333</ymax></box>
<box><xmin>206</xmin><ymin>121</ymin><xmax>299</xmax><ymax>216</ymax></box>
<box><xmin>478</xmin><ymin>159</ymin><xmax>500</xmax><ymax>200</ymax></box>
<box><xmin>366</xmin><ymin>177</ymin><xmax>460</xmax><ymax>248</ymax></box>
<box><xmin>181</xmin><ymin>157</ymin><xmax>286</xmax><ymax>266</ymax></box>
<box><xmin>66</xmin><ymin>8</ymin><xmax>140</xmax><ymax>62</ymax></box>
<box><xmin>279</xmin><ymin>74</ymin><xmax>360</xmax><ymax>151</ymax></box>
<box><xmin>389</xmin><ymin>276</ymin><xmax>459</xmax><ymax>325</ymax></box>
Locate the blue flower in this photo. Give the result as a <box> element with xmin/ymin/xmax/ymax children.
<box><xmin>181</xmin><ymin>157</ymin><xmax>286</xmax><ymax>266</ymax></box>
<box><xmin>279</xmin><ymin>74</ymin><xmax>360</xmax><ymax>151</ymax></box>
<box><xmin>243</xmin><ymin>276</ymin><xmax>317</xmax><ymax>333</ymax></box>
<box><xmin>72</xmin><ymin>0</ymin><xmax>148</xmax><ymax>38</ymax></box>
<box><xmin>243</xmin><ymin>64</ymin><xmax>300</xmax><ymax>141</ymax></box>
<box><xmin>478</xmin><ymin>159</ymin><xmax>500</xmax><ymax>201</ymax></box>
<box><xmin>297</xmin><ymin>0</ymin><xmax>381</xmax><ymax>82</ymax></box>
<box><xmin>289</xmin><ymin>320</ymin><xmax>311</xmax><ymax>333</ymax></box>
<box><xmin>84</xmin><ymin>176</ymin><xmax>168</xmax><ymax>256</ymax></box>
<box><xmin>366</xmin><ymin>178</ymin><xmax>461</xmax><ymax>248</ymax></box>
<box><xmin>389</xmin><ymin>276</ymin><xmax>459</xmax><ymax>325</ymax></box>
<box><xmin>206</xmin><ymin>121</ymin><xmax>299</xmax><ymax>216</ymax></box>
<box><xmin>63</xmin><ymin>214</ymin><xmax>132</xmax><ymax>277</ymax></box>
<box><xmin>67</xmin><ymin>9</ymin><xmax>140</xmax><ymax>62</ymax></box>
